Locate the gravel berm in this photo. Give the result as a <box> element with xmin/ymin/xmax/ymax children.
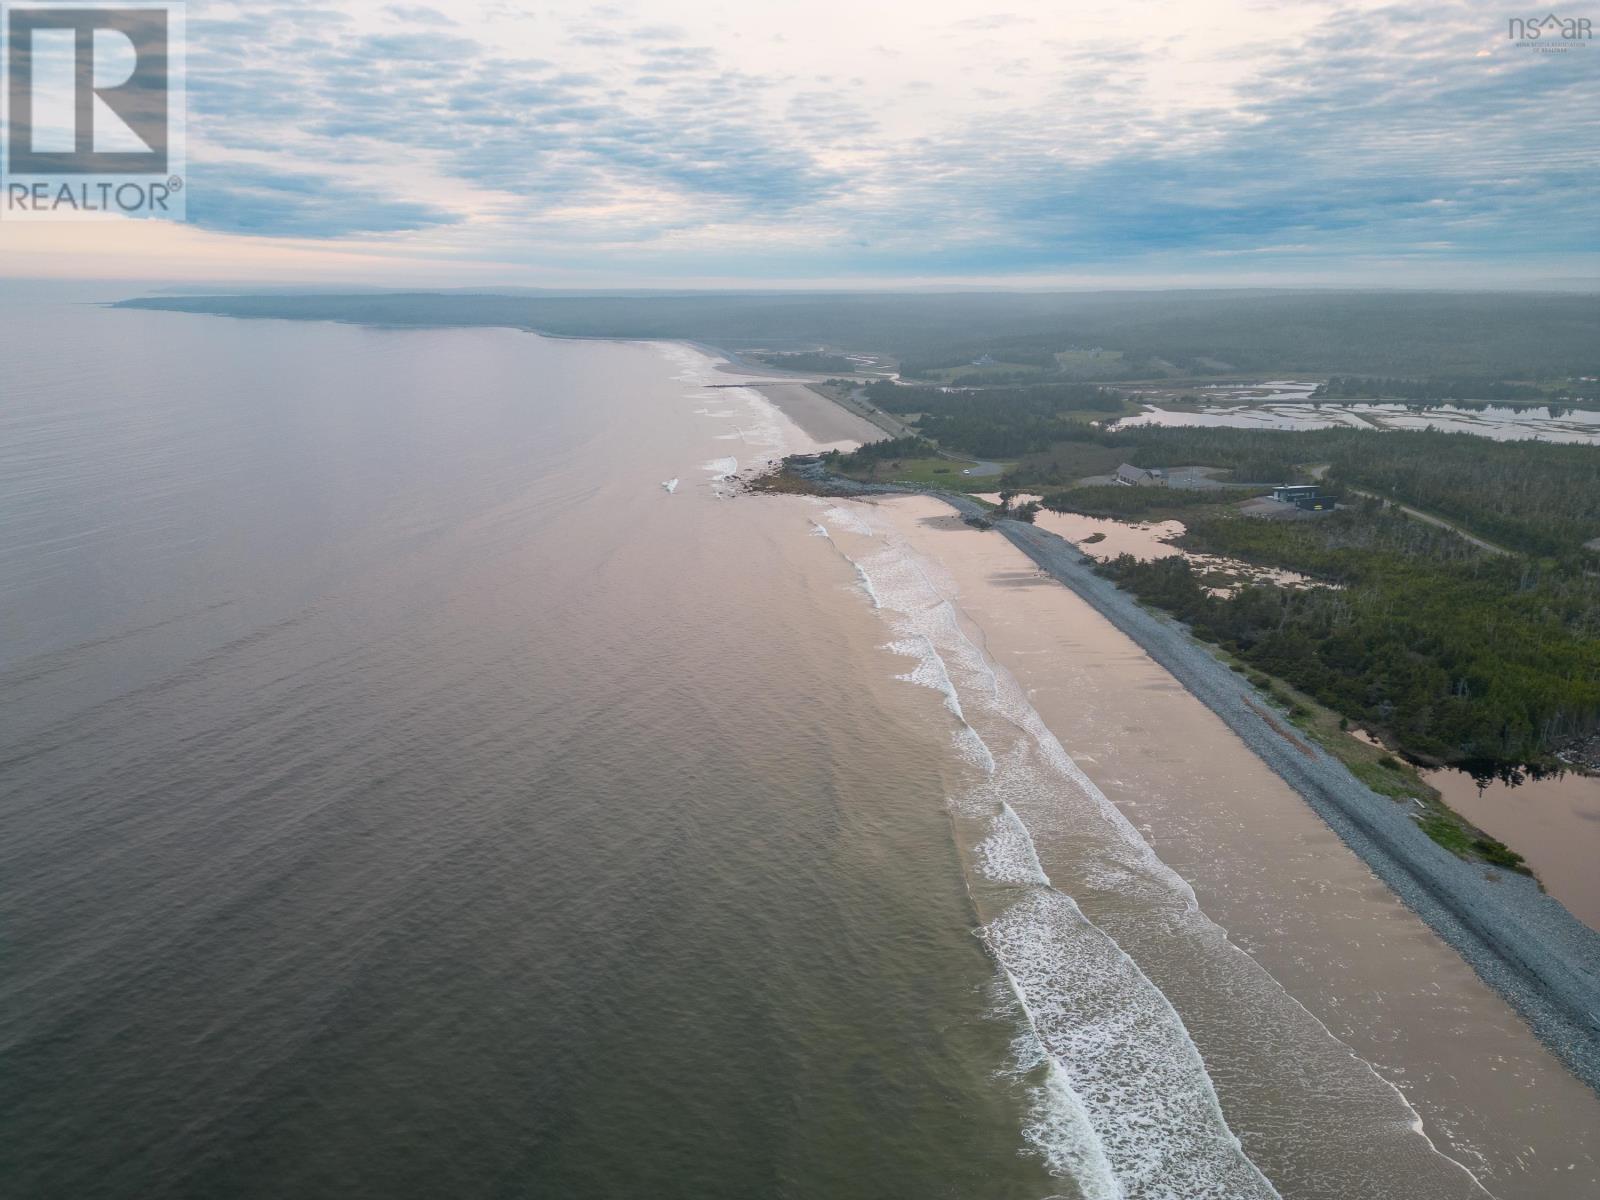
<box><xmin>920</xmin><ymin>492</ymin><xmax>1600</xmax><ymax>1093</ymax></box>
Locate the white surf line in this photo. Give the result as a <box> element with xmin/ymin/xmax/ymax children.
<box><xmin>941</xmin><ymin>547</ymin><xmax>1499</xmax><ymax>1197</ymax></box>
<box><xmin>658</xmin><ymin>342</ymin><xmax>808</xmax><ymax>476</ymax></box>
<box><xmin>822</xmin><ymin>510</ymin><xmax>1279</xmax><ymax>1199</ymax></box>
<box><xmin>828</xmin><ymin>500</ymin><xmax>1496</xmax><ymax>1200</ymax></box>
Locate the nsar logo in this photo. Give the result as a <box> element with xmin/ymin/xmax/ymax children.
<box><xmin>1507</xmin><ymin>11</ymin><xmax>1593</xmax><ymax>50</ymax></box>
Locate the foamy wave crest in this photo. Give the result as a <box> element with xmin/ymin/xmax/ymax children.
<box><xmin>953</xmin><ymin>724</ymin><xmax>997</xmax><ymax>776</ymax></box>
<box><xmin>656</xmin><ymin>342</ymin><xmax>798</xmax><ymax>465</ymax></box>
<box><xmin>986</xmin><ymin>891</ymin><xmax>1278</xmax><ymax>1199</ymax></box>
<box><xmin>993</xmin><ymin>677</ymin><xmax>1202</xmax><ymax>918</ymax></box>
<box><xmin>725</xmin><ymin>384</ymin><xmax>789</xmax><ymax>460</ymax></box>
<box><xmin>886</xmin><ymin>635</ymin><xmax>965</xmax><ymax>722</ymax></box>
<box><xmin>821</xmin><ymin>505</ymin><xmax>878</xmax><ymax>537</ymax></box>
<box><xmin>849</xmin><ymin>560</ymin><xmax>880</xmax><ymax>608</ymax></box>
<box><xmin>659</xmin><ymin>342</ymin><xmax>721</xmax><ymax>386</ymax></box>
<box><xmin>975</xmin><ymin>803</ymin><xmax>1051</xmax><ymax>887</ymax></box>
<box><xmin>1014</xmin><ymin>1036</ymin><xmax>1123</xmax><ymax>1200</ymax></box>
<box><xmin>827</xmin><ymin>510</ymin><xmax>1279</xmax><ymax>1198</ymax></box>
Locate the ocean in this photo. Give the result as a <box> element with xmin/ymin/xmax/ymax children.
<box><xmin>0</xmin><ymin>292</ymin><xmax>1054</xmax><ymax>1198</ymax></box>
<box><xmin>3</xmin><ymin>286</ymin><xmax>1595</xmax><ymax>1199</ymax></box>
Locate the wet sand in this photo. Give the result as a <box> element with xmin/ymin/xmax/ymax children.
<box><xmin>1426</xmin><ymin>769</ymin><xmax>1600</xmax><ymax>931</ymax></box>
<box><xmin>749</xmin><ymin>382</ymin><xmax>885</xmax><ymax>446</ymax></box>
<box><xmin>869</xmin><ymin>493</ymin><xmax>1600</xmax><ymax>1200</ymax></box>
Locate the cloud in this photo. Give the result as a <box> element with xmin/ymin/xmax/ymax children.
<box><xmin>189</xmin><ymin>163</ymin><xmax>462</xmax><ymax>237</ymax></box>
<box><xmin>157</xmin><ymin>0</ymin><xmax>1597</xmax><ymax>283</ymax></box>
<box><xmin>384</xmin><ymin>5</ymin><xmax>457</xmax><ymax>25</ymax></box>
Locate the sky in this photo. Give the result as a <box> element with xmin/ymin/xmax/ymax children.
<box><xmin>2</xmin><ymin>0</ymin><xmax>1596</xmax><ymax>287</ymax></box>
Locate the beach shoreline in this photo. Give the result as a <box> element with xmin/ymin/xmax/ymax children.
<box><xmin>783</xmin><ymin>463</ymin><xmax>1600</xmax><ymax>1096</ymax></box>
<box><xmin>820</xmin><ymin>493</ymin><xmax>1600</xmax><ymax>1196</ymax></box>
<box><xmin>919</xmin><ymin>493</ymin><xmax>1600</xmax><ymax>1096</ymax></box>
<box><xmin>90</xmin><ymin>303</ymin><xmax>1600</xmax><ymax>1090</ymax></box>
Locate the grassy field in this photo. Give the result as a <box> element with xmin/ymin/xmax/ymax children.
<box><xmin>921</xmin><ymin>362</ymin><xmax>1046</xmax><ymax>383</ymax></box>
<box><xmin>841</xmin><ymin>455</ymin><xmax>1013</xmax><ymax>491</ymax></box>
<box><xmin>1052</xmin><ymin>348</ymin><xmax>1127</xmax><ymax>377</ymax></box>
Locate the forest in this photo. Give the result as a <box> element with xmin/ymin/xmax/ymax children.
<box><xmin>861</xmin><ymin>380</ymin><xmax>1127</xmax><ymax>457</ymax></box>
<box><xmin>830</xmin><ymin>435</ymin><xmax>934</xmax><ymax>469</ymax></box>
<box><xmin>1017</xmin><ymin>425</ymin><xmax>1600</xmax><ymax>556</ymax></box>
<box><xmin>1312</xmin><ymin>376</ymin><xmax>1547</xmax><ymax>402</ymax></box>
<box><xmin>118</xmin><ymin>289</ymin><xmax>1600</xmax><ymax>382</ymax></box>
<box><xmin>753</xmin><ymin>351</ymin><xmax>858</xmax><ymax>373</ymax></box>
<box><xmin>1312</xmin><ymin>433</ymin><xmax>1600</xmax><ymax>556</ymax></box>
<box><xmin>1092</xmin><ymin>503</ymin><xmax>1600</xmax><ymax>773</ymax></box>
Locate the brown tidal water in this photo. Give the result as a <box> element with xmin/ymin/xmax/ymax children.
<box><xmin>1424</xmin><ymin>768</ymin><xmax>1600</xmax><ymax>931</ymax></box>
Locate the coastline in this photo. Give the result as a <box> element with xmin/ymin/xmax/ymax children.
<box><xmin>921</xmin><ymin>492</ymin><xmax>1600</xmax><ymax>1094</ymax></box>
<box><xmin>741</xmin><ymin>381</ymin><xmax>884</xmax><ymax>446</ymax></box>
<box><xmin>99</xmin><ymin>303</ymin><xmax>1600</xmax><ymax>1088</ymax></box>
<box><xmin>818</xmin><ymin>493</ymin><xmax>1600</xmax><ymax>1196</ymax></box>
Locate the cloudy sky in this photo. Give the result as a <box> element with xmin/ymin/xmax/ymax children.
<box><xmin>5</xmin><ymin>0</ymin><xmax>1596</xmax><ymax>286</ymax></box>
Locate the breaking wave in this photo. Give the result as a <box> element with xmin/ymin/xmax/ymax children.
<box><xmin>815</xmin><ymin>502</ymin><xmax>1281</xmax><ymax>1200</ymax></box>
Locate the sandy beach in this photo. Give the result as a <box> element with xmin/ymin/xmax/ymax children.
<box><xmin>843</xmin><ymin>493</ymin><xmax>1600</xmax><ymax>1199</ymax></box>
<box><xmin>973</xmin><ymin>496</ymin><xmax>1600</xmax><ymax>928</ymax></box>
<box><xmin>751</xmin><ymin>381</ymin><xmax>892</xmax><ymax>445</ymax></box>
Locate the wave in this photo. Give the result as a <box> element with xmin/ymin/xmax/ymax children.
<box><xmin>885</xmin><ymin>634</ymin><xmax>966</xmax><ymax>723</ymax></box>
<box><xmin>975</xmin><ymin>802</ymin><xmax>1051</xmax><ymax>887</ymax></box>
<box><xmin>986</xmin><ymin>890</ymin><xmax>1277</xmax><ymax>1199</ymax></box>
<box><xmin>814</xmin><ymin>499</ymin><xmax>1503</xmax><ymax>1199</ymax></box>
<box><xmin>1006</xmin><ymin>1013</ymin><xmax>1123</xmax><ymax>1200</ymax></box>
<box><xmin>658</xmin><ymin>342</ymin><xmax>798</xmax><ymax>468</ymax></box>
<box><xmin>821</xmin><ymin>504</ymin><xmax>1281</xmax><ymax>1199</ymax></box>
<box><xmin>820</xmin><ymin>504</ymin><xmax>877</xmax><ymax>537</ymax></box>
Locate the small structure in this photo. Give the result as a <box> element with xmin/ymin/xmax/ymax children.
<box><xmin>1272</xmin><ymin>484</ymin><xmax>1333</xmax><ymax>511</ymax></box>
<box><xmin>1116</xmin><ymin>463</ymin><xmax>1166</xmax><ymax>487</ymax></box>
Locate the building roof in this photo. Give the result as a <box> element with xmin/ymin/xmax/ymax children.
<box><xmin>1117</xmin><ymin>462</ymin><xmax>1160</xmax><ymax>481</ymax></box>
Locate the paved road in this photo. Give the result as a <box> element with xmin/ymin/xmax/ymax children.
<box><xmin>1350</xmin><ymin>488</ymin><xmax>1511</xmax><ymax>555</ymax></box>
<box><xmin>1306</xmin><ymin>464</ymin><xmax>1511</xmax><ymax>555</ymax></box>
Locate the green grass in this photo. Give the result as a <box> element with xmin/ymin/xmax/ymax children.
<box><xmin>924</xmin><ymin>361</ymin><xmax>1046</xmax><ymax>382</ymax></box>
<box><xmin>1052</xmin><ymin>349</ymin><xmax>1126</xmax><ymax>377</ymax></box>
<box><xmin>1415</xmin><ymin>807</ymin><xmax>1529</xmax><ymax>872</ymax></box>
<box><xmin>840</xmin><ymin>456</ymin><xmax>1014</xmax><ymax>492</ymax></box>
<box><xmin>1208</xmin><ymin>646</ymin><xmax>1529</xmax><ymax>872</ymax></box>
<box><xmin>1038</xmin><ymin>485</ymin><xmax>1247</xmax><ymax>523</ymax></box>
<box><xmin>1008</xmin><ymin>442</ymin><xmax>1130</xmax><ymax>487</ymax></box>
